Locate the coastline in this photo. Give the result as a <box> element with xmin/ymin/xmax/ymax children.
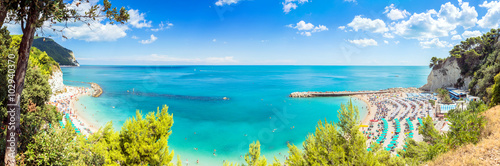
<box><xmin>352</xmin><ymin>94</ymin><xmax>376</xmax><ymax>126</ymax></box>
<box><xmin>70</xmin><ymin>93</ymin><xmax>100</xmax><ymax>133</ymax></box>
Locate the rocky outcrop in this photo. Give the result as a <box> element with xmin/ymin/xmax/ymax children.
<box><xmin>420</xmin><ymin>57</ymin><xmax>472</xmax><ymax>92</ymax></box>
<box><xmin>48</xmin><ymin>69</ymin><xmax>64</xmax><ymax>93</ymax></box>
<box><xmin>68</xmin><ymin>52</ymin><xmax>80</xmax><ymax>66</ymax></box>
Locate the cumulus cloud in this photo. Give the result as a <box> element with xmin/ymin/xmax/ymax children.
<box><xmin>348</xmin><ymin>38</ymin><xmax>378</xmax><ymax>47</ymax></box>
<box><xmin>131</xmin><ymin>36</ymin><xmax>139</xmax><ymax>39</ymax></box>
<box><xmin>215</xmin><ymin>0</ymin><xmax>240</xmax><ymax>6</ymax></box>
<box><xmin>128</xmin><ymin>9</ymin><xmax>152</xmax><ymax>28</ymax></box>
<box><xmin>384</xmin><ymin>40</ymin><xmax>389</xmax><ymax>44</ymax></box>
<box><xmin>150</xmin><ymin>54</ymin><xmax>238</xmax><ymax>64</ymax></box>
<box><xmin>391</xmin><ymin>2</ymin><xmax>478</xmax><ymax>40</ymax></box>
<box><xmin>451</xmin><ymin>35</ymin><xmax>462</xmax><ymax>40</ymax></box>
<box><xmin>478</xmin><ymin>0</ymin><xmax>500</xmax><ymax>28</ymax></box>
<box><xmin>462</xmin><ymin>30</ymin><xmax>482</xmax><ymax>39</ymax></box>
<box><xmin>338</xmin><ymin>26</ymin><xmax>346</xmax><ymax>30</ymax></box>
<box><xmin>139</xmin><ymin>34</ymin><xmax>157</xmax><ymax>44</ymax></box>
<box><xmin>151</xmin><ymin>21</ymin><xmax>173</xmax><ymax>32</ymax></box>
<box><xmin>384</xmin><ymin>4</ymin><xmax>410</xmax><ymax>20</ymax></box>
<box><xmin>437</xmin><ymin>2</ymin><xmax>478</xmax><ymax>29</ymax></box>
<box><xmin>347</xmin><ymin>16</ymin><xmax>388</xmax><ymax>33</ymax></box>
<box><xmin>282</xmin><ymin>0</ymin><xmax>308</xmax><ymax>14</ymax></box>
<box><xmin>288</xmin><ymin>20</ymin><xmax>328</xmax><ymax>36</ymax></box>
<box><xmin>419</xmin><ymin>38</ymin><xmax>453</xmax><ymax>49</ymax></box>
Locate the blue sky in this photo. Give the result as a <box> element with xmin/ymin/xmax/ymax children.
<box><xmin>7</xmin><ymin>0</ymin><xmax>500</xmax><ymax>65</ymax></box>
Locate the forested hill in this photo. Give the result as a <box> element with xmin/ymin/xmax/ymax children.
<box><xmin>427</xmin><ymin>28</ymin><xmax>500</xmax><ymax>104</ymax></box>
<box><xmin>32</xmin><ymin>37</ymin><xmax>79</xmax><ymax>66</ymax></box>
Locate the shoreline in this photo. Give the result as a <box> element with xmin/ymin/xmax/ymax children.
<box><xmin>352</xmin><ymin>94</ymin><xmax>377</xmax><ymax>126</ymax></box>
<box><xmin>49</xmin><ymin>86</ymin><xmax>100</xmax><ymax>135</ymax></box>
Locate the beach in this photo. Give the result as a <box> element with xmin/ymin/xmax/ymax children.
<box><xmin>48</xmin><ymin>86</ymin><xmax>98</xmax><ymax>135</ymax></box>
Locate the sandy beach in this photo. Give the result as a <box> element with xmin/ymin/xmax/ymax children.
<box><xmin>48</xmin><ymin>86</ymin><xmax>99</xmax><ymax>135</ymax></box>
<box><xmin>353</xmin><ymin>94</ymin><xmax>377</xmax><ymax>126</ymax></box>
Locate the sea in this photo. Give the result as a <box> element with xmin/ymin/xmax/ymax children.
<box><xmin>61</xmin><ymin>66</ymin><xmax>430</xmax><ymax>165</ymax></box>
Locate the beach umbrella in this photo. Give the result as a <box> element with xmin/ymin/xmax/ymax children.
<box><xmin>392</xmin><ymin>137</ymin><xmax>398</xmax><ymax>141</ymax></box>
<box><xmin>409</xmin><ymin>133</ymin><xmax>414</xmax><ymax>136</ymax></box>
<box><xmin>381</xmin><ymin>133</ymin><xmax>386</xmax><ymax>136</ymax></box>
<box><xmin>385</xmin><ymin>148</ymin><xmax>391</xmax><ymax>151</ymax></box>
<box><xmin>367</xmin><ymin>148</ymin><xmax>371</xmax><ymax>152</ymax></box>
<box><xmin>390</xmin><ymin>141</ymin><xmax>397</xmax><ymax>144</ymax></box>
<box><xmin>394</xmin><ymin>134</ymin><xmax>399</xmax><ymax>138</ymax></box>
<box><xmin>403</xmin><ymin>145</ymin><xmax>407</xmax><ymax>148</ymax></box>
<box><xmin>388</xmin><ymin>144</ymin><xmax>394</xmax><ymax>148</ymax></box>
<box><xmin>382</xmin><ymin>131</ymin><xmax>387</xmax><ymax>134</ymax></box>
<box><xmin>408</xmin><ymin>135</ymin><xmax>414</xmax><ymax>139</ymax></box>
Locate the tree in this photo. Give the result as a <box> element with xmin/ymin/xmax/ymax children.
<box><xmin>2</xmin><ymin>0</ymin><xmax>129</xmax><ymax>164</ymax></box>
<box><xmin>490</xmin><ymin>72</ymin><xmax>500</xmax><ymax>106</ymax></box>
<box><xmin>419</xmin><ymin>116</ymin><xmax>440</xmax><ymax>145</ymax></box>
<box><xmin>119</xmin><ymin>105</ymin><xmax>174</xmax><ymax>165</ymax></box>
<box><xmin>244</xmin><ymin>141</ymin><xmax>267</xmax><ymax>166</ymax></box>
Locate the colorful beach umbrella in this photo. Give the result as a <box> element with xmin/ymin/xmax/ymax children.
<box><xmin>392</xmin><ymin>137</ymin><xmax>398</xmax><ymax>141</ymax></box>
<box><xmin>409</xmin><ymin>133</ymin><xmax>414</xmax><ymax>136</ymax></box>
<box><xmin>388</xmin><ymin>144</ymin><xmax>394</xmax><ymax>148</ymax></box>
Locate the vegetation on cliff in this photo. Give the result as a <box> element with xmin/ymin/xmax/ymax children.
<box><xmin>429</xmin><ymin>29</ymin><xmax>500</xmax><ymax>103</ymax></box>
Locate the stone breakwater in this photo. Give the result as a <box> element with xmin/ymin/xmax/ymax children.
<box><xmin>90</xmin><ymin>83</ymin><xmax>103</xmax><ymax>97</ymax></box>
<box><xmin>64</xmin><ymin>80</ymin><xmax>103</xmax><ymax>97</ymax></box>
<box><xmin>290</xmin><ymin>88</ymin><xmax>421</xmax><ymax>98</ymax></box>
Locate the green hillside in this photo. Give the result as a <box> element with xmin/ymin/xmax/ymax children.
<box><xmin>32</xmin><ymin>37</ymin><xmax>79</xmax><ymax>66</ymax></box>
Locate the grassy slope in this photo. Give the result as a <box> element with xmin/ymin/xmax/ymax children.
<box><xmin>427</xmin><ymin>106</ymin><xmax>500</xmax><ymax>166</ymax></box>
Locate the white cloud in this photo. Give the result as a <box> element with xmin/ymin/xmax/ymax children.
<box><xmin>462</xmin><ymin>30</ymin><xmax>482</xmax><ymax>39</ymax></box>
<box><xmin>215</xmin><ymin>0</ymin><xmax>240</xmax><ymax>6</ymax></box>
<box><xmin>384</xmin><ymin>40</ymin><xmax>389</xmax><ymax>44</ymax></box>
<box><xmin>348</xmin><ymin>38</ymin><xmax>378</xmax><ymax>47</ymax></box>
<box><xmin>282</xmin><ymin>0</ymin><xmax>309</xmax><ymax>14</ymax></box>
<box><xmin>131</xmin><ymin>36</ymin><xmax>139</xmax><ymax>39</ymax></box>
<box><xmin>392</xmin><ymin>1</ymin><xmax>478</xmax><ymax>40</ymax></box>
<box><xmin>437</xmin><ymin>2</ymin><xmax>478</xmax><ymax>29</ymax></box>
<box><xmin>288</xmin><ymin>20</ymin><xmax>328</xmax><ymax>36</ymax></box>
<box><xmin>150</xmin><ymin>54</ymin><xmax>238</xmax><ymax>64</ymax></box>
<box><xmin>347</xmin><ymin>15</ymin><xmax>388</xmax><ymax>33</ymax></box>
<box><xmin>139</xmin><ymin>34</ymin><xmax>157</xmax><ymax>44</ymax></box>
<box><xmin>391</xmin><ymin>9</ymin><xmax>453</xmax><ymax>39</ymax></box>
<box><xmin>395</xmin><ymin>41</ymin><xmax>400</xmax><ymax>44</ymax></box>
<box><xmin>384</xmin><ymin>4</ymin><xmax>410</xmax><ymax>20</ymax></box>
<box><xmin>151</xmin><ymin>21</ymin><xmax>173</xmax><ymax>32</ymax></box>
<box><xmin>419</xmin><ymin>38</ymin><xmax>453</xmax><ymax>49</ymax></box>
<box><xmin>53</xmin><ymin>22</ymin><xmax>129</xmax><ymax>42</ymax></box>
<box><xmin>383</xmin><ymin>33</ymin><xmax>395</xmax><ymax>38</ymax></box>
<box><xmin>478</xmin><ymin>0</ymin><xmax>500</xmax><ymax>28</ymax></box>
<box><xmin>213</xmin><ymin>39</ymin><xmax>217</xmax><ymax>42</ymax></box>
<box><xmin>128</xmin><ymin>9</ymin><xmax>152</xmax><ymax>28</ymax></box>
<box><xmin>338</xmin><ymin>26</ymin><xmax>346</xmax><ymax>30</ymax></box>
<box><xmin>451</xmin><ymin>35</ymin><xmax>462</xmax><ymax>40</ymax></box>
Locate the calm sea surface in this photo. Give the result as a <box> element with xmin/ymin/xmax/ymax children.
<box><xmin>62</xmin><ymin>66</ymin><xmax>430</xmax><ymax>165</ymax></box>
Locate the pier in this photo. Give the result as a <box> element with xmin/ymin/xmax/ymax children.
<box><xmin>64</xmin><ymin>80</ymin><xmax>103</xmax><ymax>97</ymax></box>
<box><xmin>289</xmin><ymin>90</ymin><xmax>389</xmax><ymax>98</ymax></box>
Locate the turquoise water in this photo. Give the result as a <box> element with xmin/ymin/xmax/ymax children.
<box><xmin>62</xmin><ymin>66</ymin><xmax>430</xmax><ymax>165</ymax></box>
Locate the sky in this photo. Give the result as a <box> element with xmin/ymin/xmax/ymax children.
<box><xmin>6</xmin><ymin>0</ymin><xmax>500</xmax><ymax>65</ymax></box>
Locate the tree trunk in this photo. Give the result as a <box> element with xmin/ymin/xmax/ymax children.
<box><xmin>0</xmin><ymin>5</ymin><xmax>6</xmax><ymax>28</ymax></box>
<box><xmin>3</xmin><ymin>21</ymin><xmax>35</xmax><ymax>166</ymax></box>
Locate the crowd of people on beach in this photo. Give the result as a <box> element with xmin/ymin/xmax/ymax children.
<box><xmin>47</xmin><ymin>86</ymin><xmax>94</xmax><ymax>135</ymax></box>
<box><xmin>358</xmin><ymin>89</ymin><xmax>433</xmax><ymax>154</ymax></box>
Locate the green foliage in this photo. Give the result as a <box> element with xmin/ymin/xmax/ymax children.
<box><xmin>32</xmin><ymin>37</ymin><xmax>77</xmax><ymax>66</ymax></box>
<box><xmin>28</xmin><ymin>47</ymin><xmax>59</xmax><ymax>76</ymax></box>
<box><xmin>23</xmin><ymin>126</ymin><xmax>78</xmax><ymax>166</ymax></box>
<box><xmin>436</xmin><ymin>88</ymin><xmax>452</xmax><ymax>104</ymax></box>
<box><xmin>490</xmin><ymin>72</ymin><xmax>500</xmax><ymax>106</ymax></box>
<box><xmin>419</xmin><ymin>116</ymin><xmax>441</xmax><ymax>144</ymax></box>
<box><xmin>428</xmin><ymin>99</ymin><xmax>436</xmax><ymax>106</ymax></box>
<box><xmin>119</xmin><ymin>105</ymin><xmax>175</xmax><ymax>165</ymax></box>
<box><xmin>443</xmin><ymin>28</ymin><xmax>500</xmax><ymax>102</ymax></box>
<box><xmin>445</xmin><ymin>101</ymin><xmax>487</xmax><ymax>148</ymax></box>
<box><xmin>244</xmin><ymin>141</ymin><xmax>267</xmax><ymax>166</ymax></box>
<box><xmin>20</xmin><ymin>67</ymin><xmax>51</xmax><ymax>109</ymax></box>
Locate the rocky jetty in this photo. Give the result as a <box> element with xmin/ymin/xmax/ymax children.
<box><xmin>90</xmin><ymin>83</ymin><xmax>103</xmax><ymax>97</ymax></box>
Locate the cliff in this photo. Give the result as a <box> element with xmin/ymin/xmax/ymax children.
<box><xmin>32</xmin><ymin>37</ymin><xmax>79</xmax><ymax>66</ymax></box>
<box><xmin>420</xmin><ymin>57</ymin><xmax>472</xmax><ymax>92</ymax></box>
<box><xmin>48</xmin><ymin>69</ymin><xmax>65</xmax><ymax>93</ymax></box>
